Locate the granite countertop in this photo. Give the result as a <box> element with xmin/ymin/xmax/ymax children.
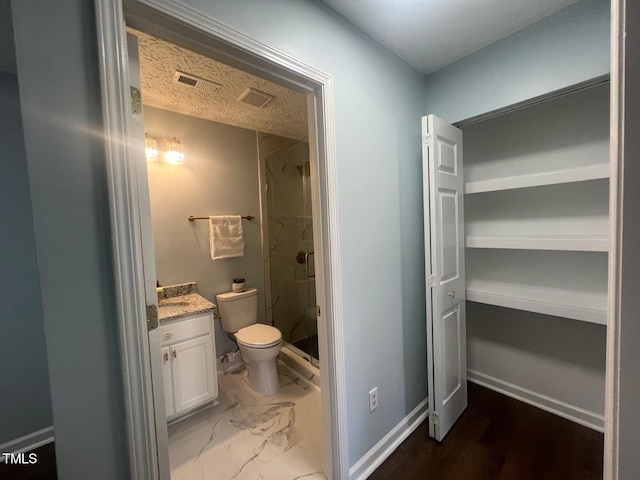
<box><xmin>158</xmin><ymin>292</ymin><xmax>215</xmax><ymax>323</ymax></box>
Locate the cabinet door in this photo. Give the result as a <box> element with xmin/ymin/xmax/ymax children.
<box><xmin>171</xmin><ymin>334</ymin><xmax>217</xmax><ymax>414</ymax></box>
<box><xmin>161</xmin><ymin>347</ymin><xmax>174</xmax><ymax>418</ymax></box>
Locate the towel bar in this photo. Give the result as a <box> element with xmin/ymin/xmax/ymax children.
<box><xmin>188</xmin><ymin>215</ymin><xmax>254</xmax><ymax>221</ymax></box>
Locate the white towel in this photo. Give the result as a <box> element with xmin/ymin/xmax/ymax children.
<box><xmin>209</xmin><ymin>215</ymin><xmax>245</xmax><ymax>260</ymax></box>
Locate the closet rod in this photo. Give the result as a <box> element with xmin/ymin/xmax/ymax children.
<box><xmin>188</xmin><ymin>215</ymin><xmax>255</xmax><ymax>221</ymax></box>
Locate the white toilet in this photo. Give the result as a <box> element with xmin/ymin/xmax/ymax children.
<box><xmin>216</xmin><ymin>288</ymin><xmax>283</xmax><ymax>395</ymax></box>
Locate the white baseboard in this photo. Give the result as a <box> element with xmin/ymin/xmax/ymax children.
<box><xmin>349</xmin><ymin>397</ymin><xmax>429</xmax><ymax>480</ymax></box>
<box><xmin>0</xmin><ymin>427</ymin><xmax>54</xmax><ymax>463</ymax></box>
<box><xmin>468</xmin><ymin>369</ymin><xmax>604</xmax><ymax>432</ymax></box>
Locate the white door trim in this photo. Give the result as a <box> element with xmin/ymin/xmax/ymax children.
<box><xmin>94</xmin><ymin>2</ymin><xmax>161</xmax><ymax>479</ymax></box>
<box><xmin>95</xmin><ymin>1</ymin><xmax>348</xmax><ymax>479</ymax></box>
<box><xmin>605</xmin><ymin>1</ymin><xmax>639</xmax><ymax>478</ymax></box>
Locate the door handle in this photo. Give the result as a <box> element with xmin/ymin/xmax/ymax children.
<box><xmin>172</xmin><ymin>350</ymin><xmax>177</xmax><ymax>359</ymax></box>
<box><xmin>448</xmin><ymin>290</ymin><xmax>456</xmax><ymax>300</ymax></box>
<box><xmin>305</xmin><ymin>251</ymin><xmax>315</xmax><ymax>278</ymax></box>
<box><xmin>163</xmin><ymin>352</ymin><xmax>169</xmax><ymax>362</ymax></box>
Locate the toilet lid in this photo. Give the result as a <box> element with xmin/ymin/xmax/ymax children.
<box><xmin>236</xmin><ymin>324</ymin><xmax>282</xmax><ymax>348</ymax></box>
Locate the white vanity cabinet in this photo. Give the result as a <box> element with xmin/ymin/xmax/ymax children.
<box><xmin>159</xmin><ymin>312</ymin><xmax>217</xmax><ymax>420</ymax></box>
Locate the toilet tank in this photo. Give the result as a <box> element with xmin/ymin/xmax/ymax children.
<box><xmin>216</xmin><ymin>288</ymin><xmax>258</xmax><ymax>332</ymax></box>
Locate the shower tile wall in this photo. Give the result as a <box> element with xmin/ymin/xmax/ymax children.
<box><xmin>259</xmin><ymin>135</ymin><xmax>316</xmax><ymax>345</ymax></box>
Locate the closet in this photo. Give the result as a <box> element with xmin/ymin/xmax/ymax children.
<box><xmin>461</xmin><ymin>82</ymin><xmax>609</xmax><ymax>429</ymax></box>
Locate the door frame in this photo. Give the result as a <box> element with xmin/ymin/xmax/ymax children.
<box><xmin>604</xmin><ymin>0</ymin><xmax>640</xmax><ymax>477</ymax></box>
<box><xmin>94</xmin><ymin>1</ymin><xmax>349</xmax><ymax>479</ymax></box>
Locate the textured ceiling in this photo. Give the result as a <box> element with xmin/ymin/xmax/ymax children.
<box><xmin>322</xmin><ymin>0</ymin><xmax>580</xmax><ymax>75</ymax></box>
<box><xmin>133</xmin><ymin>29</ymin><xmax>308</xmax><ymax>139</ymax></box>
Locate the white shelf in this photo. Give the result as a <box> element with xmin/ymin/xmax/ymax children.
<box><xmin>466</xmin><ymin>281</ymin><xmax>607</xmax><ymax>325</ymax></box>
<box><xmin>465</xmin><ymin>235</ymin><xmax>609</xmax><ymax>252</ymax></box>
<box><xmin>465</xmin><ymin>249</ymin><xmax>608</xmax><ymax>325</ymax></box>
<box><xmin>464</xmin><ymin>163</ymin><xmax>610</xmax><ymax>194</ymax></box>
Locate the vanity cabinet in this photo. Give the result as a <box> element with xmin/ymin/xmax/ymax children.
<box><xmin>160</xmin><ymin>312</ymin><xmax>217</xmax><ymax>420</ymax></box>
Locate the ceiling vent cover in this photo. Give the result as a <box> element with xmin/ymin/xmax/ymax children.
<box><xmin>237</xmin><ymin>87</ymin><xmax>274</xmax><ymax>108</ymax></box>
<box><xmin>173</xmin><ymin>71</ymin><xmax>222</xmax><ymax>93</ymax></box>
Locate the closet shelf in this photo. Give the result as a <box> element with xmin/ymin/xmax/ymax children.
<box><xmin>466</xmin><ymin>281</ymin><xmax>607</xmax><ymax>325</ymax></box>
<box><xmin>465</xmin><ymin>235</ymin><xmax>609</xmax><ymax>252</ymax></box>
<box><xmin>464</xmin><ymin>163</ymin><xmax>610</xmax><ymax>194</ymax></box>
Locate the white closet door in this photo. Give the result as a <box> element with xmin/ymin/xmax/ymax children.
<box><xmin>422</xmin><ymin>114</ymin><xmax>467</xmax><ymax>441</ymax></box>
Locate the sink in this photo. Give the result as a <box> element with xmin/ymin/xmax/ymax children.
<box><xmin>160</xmin><ymin>301</ymin><xmax>189</xmax><ymax>307</ymax></box>
<box><xmin>158</xmin><ymin>300</ymin><xmax>190</xmax><ymax>316</ymax></box>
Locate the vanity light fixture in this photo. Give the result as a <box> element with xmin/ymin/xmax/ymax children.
<box><xmin>145</xmin><ymin>133</ymin><xmax>158</xmax><ymax>161</ymax></box>
<box><xmin>163</xmin><ymin>137</ymin><xmax>185</xmax><ymax>164</ymax></box>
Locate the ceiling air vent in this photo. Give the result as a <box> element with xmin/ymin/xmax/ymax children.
<box><xmin>237</xmin><ymin>87</ymin><xmax>274</xmax><ymax>108</ymax></box>
<box><xmin>173</xmin><ymin>71</ymin><xmax>222</xmax><ymax>93</ymax></box>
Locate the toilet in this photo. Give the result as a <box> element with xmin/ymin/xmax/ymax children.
<box><xmin>216</xmin><ymin>288</ymin><xmax>282</xmax><ymax>395</ymax></box>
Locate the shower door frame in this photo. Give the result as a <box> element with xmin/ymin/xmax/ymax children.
<box><xmin>95</xmin><ymin>1</ymin><xmax>349</xmax><ymax>479</ymax></box>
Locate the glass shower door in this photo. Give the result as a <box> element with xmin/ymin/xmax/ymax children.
<box><xmin>265</xmin><ymin>141</ymin><xmax>318</xmax><ymax>364</ymax></box>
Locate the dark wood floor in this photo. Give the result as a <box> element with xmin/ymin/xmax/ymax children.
<box><xmin>370</xmin><ymin>383</ymin><xmax>604</xmax><ymax>480</ymax></box>
<box><xmin>0</xmin><ymin>443</ymin><xmax>57</xmax><ymax>480</ymax></box>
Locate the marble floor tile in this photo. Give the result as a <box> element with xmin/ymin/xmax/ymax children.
<box><xmin>170</xmin><ymin>361</ymin><xmax>326</xmax><ymax>480</ymax></box>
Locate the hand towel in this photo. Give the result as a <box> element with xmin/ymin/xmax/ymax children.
<box><xmin>209</xmin><ymin>215</ymin><xmax>245</xmax><ymax>260</ymax></box>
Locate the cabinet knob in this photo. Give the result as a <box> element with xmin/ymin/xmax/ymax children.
<box><xmin>164</xmin><ymin>332</ymin><xmax>174</xmax><ymax>339</ymax></box>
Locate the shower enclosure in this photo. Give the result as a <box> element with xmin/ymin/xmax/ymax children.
<box><xmin>260</xmin><ymin>138</ymin><xmax>318</xmax><ymax>365</ymax></box>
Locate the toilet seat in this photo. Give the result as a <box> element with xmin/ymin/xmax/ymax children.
<box><xmin>236</xmin><ymin>324</ymin><xmax>282</xmax><ymax>349</ymax></box>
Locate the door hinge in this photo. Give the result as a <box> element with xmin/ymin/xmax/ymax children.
<box><xmin>430</xmin><ymin>411</ymin><xmax>439</xmax><ymax>425</ymax></box>
<box><xmin>427</xmin><ymin>274</ymin><xmax>436</xmax><ymax>288</ymax></box>
<box><xmin>130</xmin><ymin>86</ymin><xmax>142</xmax><ymax>115</ymax></box>
<box><xmin>146</xmin><ymin>304</ymin><xmax>158</xmax><ymax>331</ymax></box>
<box><xmin>423</xmin><ymin>133</ymin><xmax>433</xmax><ymax>148</ymax></box>
<box><xmin>316</xmin><ymin>305</ymin><xmax>321</xmax><ymax>317</ymax></box>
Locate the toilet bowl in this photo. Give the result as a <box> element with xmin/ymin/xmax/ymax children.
<box><xmin>236</xmin><ymin>323</ymin><xmax>282</xmax><ymax>395</ymax></box>
<box><xmin>216</xmin><ymin>288</ymin><xmax>282</xmax><ymax>395</ymax></box>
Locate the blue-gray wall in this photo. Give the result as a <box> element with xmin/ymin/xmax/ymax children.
<box><xmin>424</xmin><ymin>0</ymin><xmax>610</xmax><ymax>124</ymax></box>
<box><xmin>176</xmin><ymin>0</ymin><xmax>430</xmax><ymax>465</ymax></box>
<box><xmin>12</xmin><ymin>1</ymin><xmax>129</xmax><ymax>478</ymax></box>
<box><xmin>0</xmin><ymin>71</ymin><xmax>53</xmax><ymax>445</ymax></box>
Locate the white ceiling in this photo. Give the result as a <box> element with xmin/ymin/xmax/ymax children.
<box><xmin>322</xmin><ymin>0</ymin><xmax>580</xmax><ymax>75</ymax></box>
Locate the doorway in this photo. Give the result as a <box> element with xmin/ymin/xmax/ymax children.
<box><xmin>95</xmin><ymin>2</ymin><xmax>347</xmax><ymax>479</ymax></box>
<box><xmin>130</xmin><ymin>25</ymin><xmax>329</xmax><ymax>478</ymax></box>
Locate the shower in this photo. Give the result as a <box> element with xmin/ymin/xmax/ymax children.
<box><xmin>259</xmin><ymin>137</ymin><xmax>318</xmax><ymax>366</ymax></box>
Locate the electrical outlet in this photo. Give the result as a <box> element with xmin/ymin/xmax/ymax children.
<box><xmin>369</xmin><ymin>387</ymin><xmax>378</xmax><ymax>412</ymax></box>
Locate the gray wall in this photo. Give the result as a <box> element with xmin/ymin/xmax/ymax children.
<box><xmin>467</xmin><ymin>303</ymin><xmax>607</xmax><ymax>415</ymax></box>
<box><xmin>144</xmin><ymin>106</ymin><xmax>264</xmax><ymax>356</ymax></box>
<box><xmin>0</xmin><ymin>70</ymin><xmax>53</xmax><ymax>445</ymax></box>
<box><xmin>424</xmin><ymin>0</ymin><xmax>610</xmax><ymax>124</ymax></box>
<box><xmin>12</xmin><ymin>1</ymin><xmax>130</xmax><ymax>478</ymax></box>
